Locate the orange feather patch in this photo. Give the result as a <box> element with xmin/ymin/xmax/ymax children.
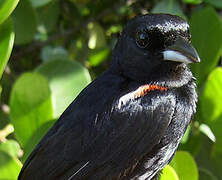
<box><xmin>133</xmin><ymin>84</ymin><xmax>167</xmax><ymax>99</ymax></box>
<box><xmin>118</xmin><ymin>84</ymin><xmax>167</xmax><ymax>108</ymax></box>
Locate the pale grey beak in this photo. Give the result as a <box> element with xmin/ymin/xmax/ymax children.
<box><xmin>163</xmin><ymin>37</ymin><xmax>200</xmax><ymax>64</ymax></box>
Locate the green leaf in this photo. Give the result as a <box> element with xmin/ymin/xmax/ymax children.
<box><xmin>88</xmin><ymin>47</ymin><xmax>110</xmax><ymax>67</ymax></box>
<box><xmin>180</xmin><ymin>124</ymin><xmax>191</xmax><ymax>144</ymax></box>
<box><xmin>151</xmin><ymin>0</ymin><xmax>186</xmax><ymax>20</ymax></box>
<box><xmin>40</xmin><ymin>46</ymin><xmax>69</xmax><ymax>62</ymax></box>
<box><xmin>190</xmin><ymin>7</ymin><xmax>222</xmax><ymax>86</ymax></box>
<box><xmin>0</xmin><ymin>124</ymin><xmax>14</xmax><ymax>141</ymax></box>
<box><xmin>0</xmin><ymin>0</ymin><xmax>19</xmax><ymax>24</ymax></box>
<box><xmin>36</xmin><ymin>60</ymin><xmax>91</xmax><ymax>118</ymax></box>
<box><xmin>69</xmin><ymin>0</ymin><xmax>90</xmax><ymax>4</ymax></box>
<box><xmin>182</xmin><ymin>0</ymin><xmax>202</xmax><ymax>4</ymax></box>
<box><xmin>0</xmin><ymin>139</ymin><xmax>21</xmax><ymax>158</ymax></box>
<box><xmin>170</xmin><ymin>151</ymin><xmax>198</xmax><ymax>180</ymax></box>
<box><xmin>178</xmin><ymin>129</ymin><xmax>203</xmax><ymax>156</ymax></box>
<box><xmin>37</xmin><ymin>0</ymin><xmax>60</xmax><ymax>33</ymax></box>
<box><xmin>70</xmin><ymin>38</ymin><xmax>88</xmax><ymax>62</ymax></box>
<box><xmin>10</xmin><ymin>72</ymin><xmax>53</xmax><ymax>148</ymax></box>
<box><xmin>211</xmin><ymin>143</ymin><xmax>222</xmax><ymax>176</ymax></box>
<box><xmin>22</xmin><ymin>119</ymin><xmax>56</xmax><ymax>162</ymax></box>
<box><xmin>12</xmin><ymin>0</ymin><xmax>37</xmax><ymax>44</ymax></box>
<box><xmin>106</xmin><ymin>25</ymin><xmax>122</xmax><ymax>36</ymax></box>
<box><xmin>88</xmin><ymin>22</ymin><xmax>106</xmax><ymax>49</ymax></box>
<box><xmin>199</xmin><ymin>168</ymin><xmax>218</xmax><ymax>180</ymax></box>
<box><xmin>0</xmin><ymin>151</ymin><xmax>22</xmax><ymax>179</ymax></box>
<box><xmin>0</xmin><ymin>18</ymin><xmax>14</xmax><ymax>79</ymax></box>
<box><xmin>200</xmin><ymin>68</ymin><xmax>222</xmax><ymax>145</ymax></box>
<box><xmin>0</xmin><ymin>85</ymin><xmax>2</xmax><ymax>98</ymax></box>
<box><xmin>29</xmin><ymin>0</ymin><xmax>52</xmax><ymax>8</ymax></box>
<box><xmin>212</xmin><ymin>142</ymin><xmax>222</xmax><ymax>161</ymax></box>
<box><xmin>199</xmin><ymin>124</ymin><xmax>216</xmax><ymax>142</ymax></box>
<box><xmin>0</xmin><ymin>109</ymin><xmax>10</xmax><ymax>130</ymax></box>
<box><xmin>160</xmin><ymin>165</ymin><xmax>179</xmax><ymax>180</ymax></box>
<box><xmin>195</xmin><ymin>135</ymin><xmax>222</xmax><ymax>179</ymax></box>
<box><xmin>204</xmin><ymin>0</ymin><xmax>222</xmax><ymax>8</ymax></box>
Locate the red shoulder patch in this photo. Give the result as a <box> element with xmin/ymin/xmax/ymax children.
<box><xmin>118</xmin><ymin>84</ymin><xmax>167</xmax><ymax>108</ymax></box>
<box><xmin>134</xmin><ymin>84</ymin><xmax>167</xmax><ymax>98</ymax></box>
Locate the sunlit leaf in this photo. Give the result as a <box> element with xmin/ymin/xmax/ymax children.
<box><xmin>182</xmin><ymin>0</ymin><xmax>202</xmax><ymax>4</ymax></box>
<box><xmin>0</xmin><ymin>139</ymin><xmax>21</xmax><ymax>158</ymax></box>
<box><xmin>106</xmin><ymin>25</ymin><xmax>122</xmax><ymax>36</ymax></box>
<box><xmin>0</xmin><ymin>0</ymin><xmax>19</xmax><ymax>24</ymax></box>
<box><xmin>199</xmin><ymin>124</ymin><xmax>216</xmax><ymax>142</ymax></box>
<box><xmin>88</xmin><ymin>22</ymin><xmax>106</xmax><ymax>49</ymax></box>
<box><xmin>88</xmin><ymin>47</ymin><xmax>110</xmax><ymax>67</ymax></box>
<box><xmin>36</xmin><ymin>60</ymin><xmax>91</xmax><ymax>118</ymax></box>
<box><xmin>0</xmin><ymin>151</ymin><xmax>22</xmax><ymax>179</ymax></box>
<box><xmin>12</xmin><ymin>0</ymin><xmax>37</xmax><ymax>44</ymax></box>
<box><xmin>190</xmin><ymin>7</ymin><xmax>222</xmax><ymax>86</ymax></box>
<box><xmin>0</xmin><ymin>18</ymin><xmax>14</xmax><ymax>79</ymax></box>
<box><xmin>160</xmin><ymin>165</ymin><xmax>179</xmax><ymax>180</ymax></box>
<box><xmin>170</xmin><ymin>151</ymin><xmax>198</xmax><ymax>180</ymax></box>
<box><xmin>0</xmin><ymin>124</ymin><xmax>14</xmax><ymax>141</ymax></box>
<box><xmin>10</xmin><ymin>72</ymin><xmax>53</xmax><ymax>148</ymax></box>
<box><xmin>200</xmin><ymin>67</ymin><xmax>222</xmax><ymax>145</ymax></box>
<box><xmin>180</xmin><ymin>124</ymin><xmax>191</xmax><ymax>144</ymax></box>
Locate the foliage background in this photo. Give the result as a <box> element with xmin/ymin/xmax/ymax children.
<box><xmin>0</xmin><ymin>0</ymin><xmax>222</xmax><ymax>179</ymax></box>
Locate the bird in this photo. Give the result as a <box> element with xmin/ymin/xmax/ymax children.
<box><xmin>18</xmin><ymin>14</ymin><xmax>200</xmax><ymax>180</ymax></box>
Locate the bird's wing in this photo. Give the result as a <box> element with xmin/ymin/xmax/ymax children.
<box><xmin>86</xmin><ymin>92</ymin><xmax>176</xmax><ymax>179</ymax></box>
<box><xmin>18</xmin><ymin>73</ymin><xmax>124</xmax><ymax>180</ymax></box>
<box><xmin>18</xmin><ymin>77</ymin><xmax>176</xmax><ymax>180</ymax></box>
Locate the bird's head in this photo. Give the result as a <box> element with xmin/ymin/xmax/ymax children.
<box><xmin>112</xmin><ymin>14</ymin><xmax>200</xmax><ymax>88</ymax></box>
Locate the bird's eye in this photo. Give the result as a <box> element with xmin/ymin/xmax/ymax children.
<box><xmin>136</xmin><ymin>30</ymin><xmax>149</xmax><ymax>48</ymax></box>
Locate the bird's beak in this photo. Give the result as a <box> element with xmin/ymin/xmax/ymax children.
<box><xmin>163</xmin><ymin>37</ymin><xmax>200</xmax><ymax>64</ymax></box>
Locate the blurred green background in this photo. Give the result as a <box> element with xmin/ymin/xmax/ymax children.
<box><xmin>0</xmin><ymin>0</ymin><xmax>222</xmax><ymax>179</ymax></box>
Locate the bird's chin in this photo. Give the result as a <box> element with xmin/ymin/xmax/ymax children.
<box><xmin>147</xmin><ymin>62</ymin><xmax>193</xmax><ymax>89</ymax></box>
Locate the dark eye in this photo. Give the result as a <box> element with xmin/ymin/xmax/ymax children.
<box><xmin>136</xmin><ymin>30</ymin><xmax>149</xmax><ymax>48</ymax></box>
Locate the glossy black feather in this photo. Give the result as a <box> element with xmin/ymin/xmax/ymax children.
<box><xmin>18</xmin><ymin>14</ymin><xmax>198</xmax><ymax>180</ymax></box>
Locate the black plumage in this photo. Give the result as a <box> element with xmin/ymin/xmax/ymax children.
<box><xmin>18</xmin><ymin>14</ymin><xmax>200</xmax><ymax>180</ymax></box>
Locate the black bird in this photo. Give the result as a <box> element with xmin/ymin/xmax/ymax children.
<box><xmin>18</xmin><ymin>14</ymin><xmax>200</xmax><ymax>180</ymax></box>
